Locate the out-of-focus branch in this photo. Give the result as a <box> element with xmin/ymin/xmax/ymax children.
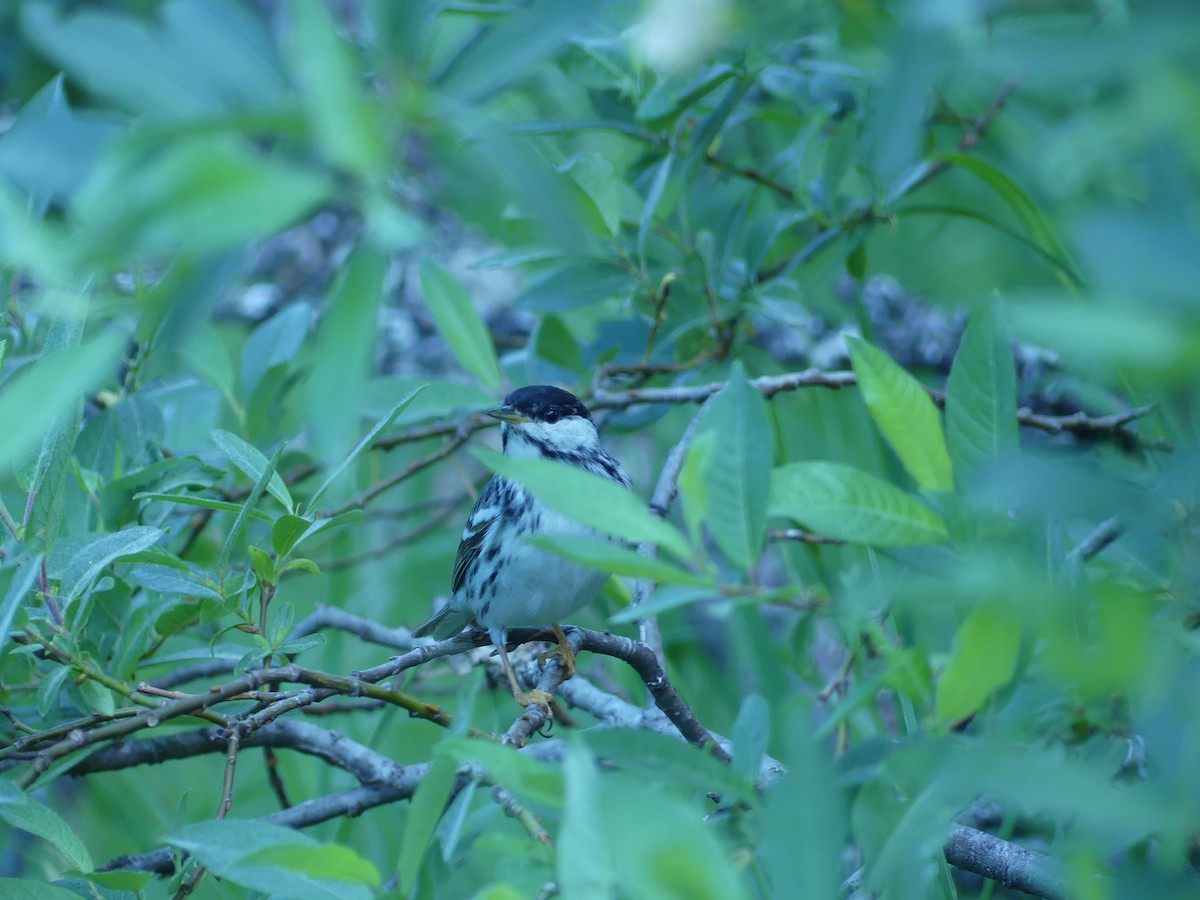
<box><xmin>594</xmin><ymin>371</ymin><xmax>1162</xmax><ymax>447</ymax></box>
<box><xmin>943</xmin><ymin>824</ymin><xmax>1069</xmax><ymax>900</ymax></box>
<box><xmin>1066</xmin><ymin>515</ymin><xmax>1123</xmax><ymax>565</ymax></box>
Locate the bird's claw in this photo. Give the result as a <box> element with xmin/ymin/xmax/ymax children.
<box><xmin>515</xmin><ymin>689</ymin><xmax>554</xmax><ymax>713</ymax></box>
<box><xmin>537</xmin><ymin>625</ymin><xmax>577</xmax><ymax>678</ymax></box>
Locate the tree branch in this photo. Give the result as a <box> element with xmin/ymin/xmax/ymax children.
<box><xmin>944</xmin><ymin>824</ymin><xmax>1069</xmax><ymax>900</ymax></box>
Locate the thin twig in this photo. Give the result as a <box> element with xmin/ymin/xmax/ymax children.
<box><xmin>325</xmin><ymin>432</ymin><xmax>470</xmax><ymax>516</ymax></box>
<box><xmin>263</xmin><ymin>746</ymin><xmax>292</xmax><ymax>809</ymax></box>
<box><xmin>768</xmin><ymin>528</ymin><xmax>845</xmax><ymax>546</ymax></box>
<box><xmin>316</xmin><ymin>497</ymin><xmax>464</xmax><ymax>571</ymax></box>
<box><xmin>492</xmin><ymin>783</ymin><xmax>552</xmax><ymax>846</ymax></box>
<box><xmin>1066</xmin><ymin>515</ymin><xmax>1123</xmax><ymax>565</ymax></box>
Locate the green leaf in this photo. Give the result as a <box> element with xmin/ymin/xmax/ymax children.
<box><xmin>306</xmin><ymin>247</ymin><xmax>385</xmax><ymax>466</ymax></box>
<box><xmin>561</xmin><ymin>154</ymin><xmax>623</xmax><ymax>237</ymax></box>
<box><xmin>244</xmin><ymin>843</ymin><xmax>380</xmax><ymax>887</ymax></box>
<box><xmin>284</xmin><ymin>1</ymin><xmax>383</xmax><ymax>176</ymax></box>
<box><xmin>20</xmin><ymin>1</ymin><xmax>285</xmax><ymax>118</ymax></box>
<box><xmin>636</xmin><ymin>64</ymin><xmax>738</xmax><ymax>127</ymax></box>
<box><xmin>436</xmin><ymin>739</ymin><xmax>564</xmax><ymax>809</ymax></box>
<box><xmin>0</xmin><ymin>72</ymin><xmax>122</xmax><ymax>217</ymax></box>
<box><xmin>72</xmin><ymin>133</ymin><xmax>332</xmax><ymax>262</ymax></box>
<box><xmin>0</xmin><ymin>780</ymin><xmax>94</xmax><ymax>873</ymax></box>
<box><xmin>608</xmin><ymin>585</ymin><xmax>717</xmax><ymax>623</ymax></box>
<box><xmin>0</xmin><ymin>329</ymin><xmax>123</xmax><ymax>476</ymax></box>
<box><xmin>59</xmin><ymin>527</ymin><xmax>165</xmax><ymax>604</ymax></box>
<box><xmin>240</xmin><ymin>303</ymin><xmax>310</xmax><ymax>394</ymax></box>
<box><xmin>474</xmin><ymin>449</ymin><xmax>691</xmax><ymax>559</ymax></box>
<box><xmin>638</xmin><ymin>153</ymin><xmax>673</xmax><ymax>264</ymax></box>
<box><xmin>218</xmin><ymin>444</ymin><xmax>285</xmax><ymax>577</ymax></box>
<box><xmin>78</xmin><ymin>678</ymin><xmax>116</xmax><ymax>717</ymax></box>
<box><xmin>847</xmin><ymin>337</ymin><xmax>953</xmax><ymax>492</ymax></box>
<box><xmin>528</xmin><ymin>536</ymin><xmax>710</xmax><ymax>586</ymax></box>
<box><xmin>133</xmin><ymin>492</ymin><xmax>273</xmax><ymax>523</ymax></box>
<box><xmin>945</xmin><ymin>301</ymin><xmax>1019</xmax><ymax>480</ymax></box>
<box><xmin>762</xmin><ymin>710</ymin><xmax>847</xmax><ymax>900</ymax></box>
<box><xmin>684</xmin><ymin>75</ymin><xmax>754</xmax><ymax>174</ymax></box>
<box><xmin>36</xmin><ymin>665</ymin><xmax>72</xmax><ymax>719</ymax></box>
<box><xmin>271</xmin><ymin>515</ymin><xmax>312</xmax><ymax>558</ymax></box>
<box><xmin>277</xmin><ymin>633</ymin><xmax>325</xmax><ymax>655</ymax></box>
<box><xmin>731</xmin><ymin>693</ymin><xmax>769</xmax><ymax>783</ymax></box>
<box><xmin>769</xmin><ymin>462</ymin><xmax>948</xmax><ymax>547</ymax></box>
<box><xmin>0</xmin><ymin>556</ymin><xmax>42</xmax><ymax>664</ymax></box>
<box><xmin>248</xmin><ymin>545</ymin><xmax>276</xmax><ymax>584</ymax></box>
<box><xmin>212</xmin><ymin>430</ymin><xmax>293</xmax><ymax>511</ymax></box>
<box><xmin>0</xmin><ymin>880</ymin><xmax>84</xmax><ymax>900</ymax></box>
<box><xmin>933</xmin><ymin>152</ymin><xmax>1078</xmax><ymax>282</ymax></box>
<box><xmin>515</xmin><ymin>261</ymin><xmax>634</xmax><ymax>311</ymax></box>
<box><xmin>436</xmin><ymin>0</ymin><xmax>604</xmax><ymax>103</ymax></box>
<box><xmin>935</xmin><ymin>605</ymin><xmax>1021</xmax><ymax>723</ymax></box>
<box><xmin>279</xmin><ymin>558</ymin><xmax>322</xmax><ymax>577</ymax></box>
<box><xmin>164</xmin><ymin>819</ymin><xmax>372</xmax><ymax>900</ymax></box>
<box><xmin>558</xmin><ymin>741</ymin><xmax>616</xmax><ymax>898</ymax></box>
<box><xmin>532</xmin><ymin>315</ymin><xmax>584</xmax><ymax>375</ymax></box>
<box><xmin>23</xmin><ymin>312</ymin><xmax>88</xmax><ymax>556</ymax></box>
<box><xmin>893</xmin><ymin>204</ymin><xmax>1076</xmax><ymax>278</ymax></box>
<box><xmin>677</xmin><ymin>430</ymin><xmax>715</xmax><ymax>545</ymax></box>
<box><xmin>419</xmin><ymin>259</ymin><xmax>502</xmax><ymax>390</ymax></box>
<box><xmin>306</xmin><ymin>384</ymin><xmax>428</xmax><ymax>510</ymax></box>
<box><xmin>701</xmin><ymin>363</ymin><xmax>772</xmax><ymax>572</ymax></box>
<box><xmin>398</xmin><ymin>755</ymin><xmax>458</xmax><ymax>894</ymax></box>
<box><xmin>128</xmin><ymin>564</ymin><xmax>222</xmax><ymax>600</ymax></box>
<box><xmin>580</xmin><ymin>729</ymin><xmax>754</xmax><ymax>803</ymax></box>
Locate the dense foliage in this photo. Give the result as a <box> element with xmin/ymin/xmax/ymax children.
<box><xmin>2</xmin><ymin>0</ymin><xmax>1198</xmax><ymax>898</ymax></box>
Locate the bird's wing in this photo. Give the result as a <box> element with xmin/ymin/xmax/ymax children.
<box><xmin>451</xmin><ymin>476</ymin><xmax>504</xmax><ymax>595</ymax></box>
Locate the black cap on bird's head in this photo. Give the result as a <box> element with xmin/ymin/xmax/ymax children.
<box><xmin>487</xmin><ymin>385</ymin><xmax>597</xmax><ymax>455</ymax></box>
<box><xmin>487</xmin><ymin>385</ymin><xmax>592</xmax><ymax>426</ymax></box>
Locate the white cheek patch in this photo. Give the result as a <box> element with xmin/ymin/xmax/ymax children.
<box><xmin>513</xmin><ymin>417</ymin><xmax>599</xmax><ymax>455</ymax></box>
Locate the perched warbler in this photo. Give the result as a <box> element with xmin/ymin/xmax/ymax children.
<box><xmin>413</xmin><ymin>385</ymin><xmax>631</xmax><ymax>710</ymax></box>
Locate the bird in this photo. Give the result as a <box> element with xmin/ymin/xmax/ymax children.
<box><xmin>412</xmin><ymin>384</ymin><xmax>632</xmax><ymax>710</ymax></box>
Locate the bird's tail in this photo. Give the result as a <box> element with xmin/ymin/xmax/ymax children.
<box><xmin>411</xmin><ymin>603</ymin><xmax>474</xmax><ymax>640</ymax></box>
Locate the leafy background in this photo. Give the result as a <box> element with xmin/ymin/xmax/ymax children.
<box><xmin>1</xmin><ymin>0</ymin><xmax>1199</xmax><ymax>898</ymax></box>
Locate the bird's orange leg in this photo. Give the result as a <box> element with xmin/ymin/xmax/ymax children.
<box><xmin>497</xmin><ymin>642</ymin><xmax>552</xmax><ymax>710</ymax></box>
<box><xmin>536</xmin><ymin>624</ymin><xmax>576</xmax><ymax>679</ymax></box>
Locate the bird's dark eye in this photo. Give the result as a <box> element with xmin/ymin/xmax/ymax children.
<box><xmin>544</xmin><ymin>409</ymin><xmax>560</xmax><ymax>424</ymax></box>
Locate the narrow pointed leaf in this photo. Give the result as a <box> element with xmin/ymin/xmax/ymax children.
<box><xmin>769</xmin><ymin>462</ymin><xmax>947</xmax><ymax>546</ymax></box>
<box><xmin>307</xmin><ymin>384</ymin><xmax>428</xmax><ymax>509</ymax></box>
<box><xmin>0</xmin><ymin>556</ymin><xmax>41</xmax><ymax>664</ymax></box>
<box><xmin>212</xmin><ymin>430</ymin><xmax>292</xmax><ymax>511</ymax></box>
<box><xmin>0</xmin><ymin>329</ymin><xmax>122</xmax><ymax>475</ymax></box>
<box><xmin>59</xmin><ymin>526</ymin><xmax>164</xmax><ymax>603</ymax></box>
<box><xmin>398</xmin><ymin>755</ymin><xmax>458</xmax><ymax>894</ymax></box>
<box><xmin>847</xmin><ymin>337</ymin><xmax>953</xmax><ymax>492</ymax></box>
<box><xmin>134</xmin><ymin>492</ymin><xmax>273</xmax><ymax>523</ymax></box>
<box><xmin>218</xmin><ymin>444</ymin><xmax>284</xmax><ymax>576</ymax></box>
<box><xmin>0</xmin><ymin>780</ymin><xmax>94</xmax><ymax>873</ymax></box>
<box><xmin>419</xmin><ymin>259</ymin><xmax>502</xmax><ymax>390</ymax></box>
<box><xmin>701</xmin><ymin>362</ymin><xmax>772</xmax><ymax>572</ymax></box>
<box><xmin>945</xmin><ymin>301</ymin><xmax>1018</xmax><ymax>479</ymax></box>
<box><xmin>935</xmin><ymin>605</ymin><xmax>1021</xmax><ymax>723</ymax></box>
<box><xmin>305</xmin><ymin>247</ymin><xmax>385</xmax><ymax>467</ymax></box>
